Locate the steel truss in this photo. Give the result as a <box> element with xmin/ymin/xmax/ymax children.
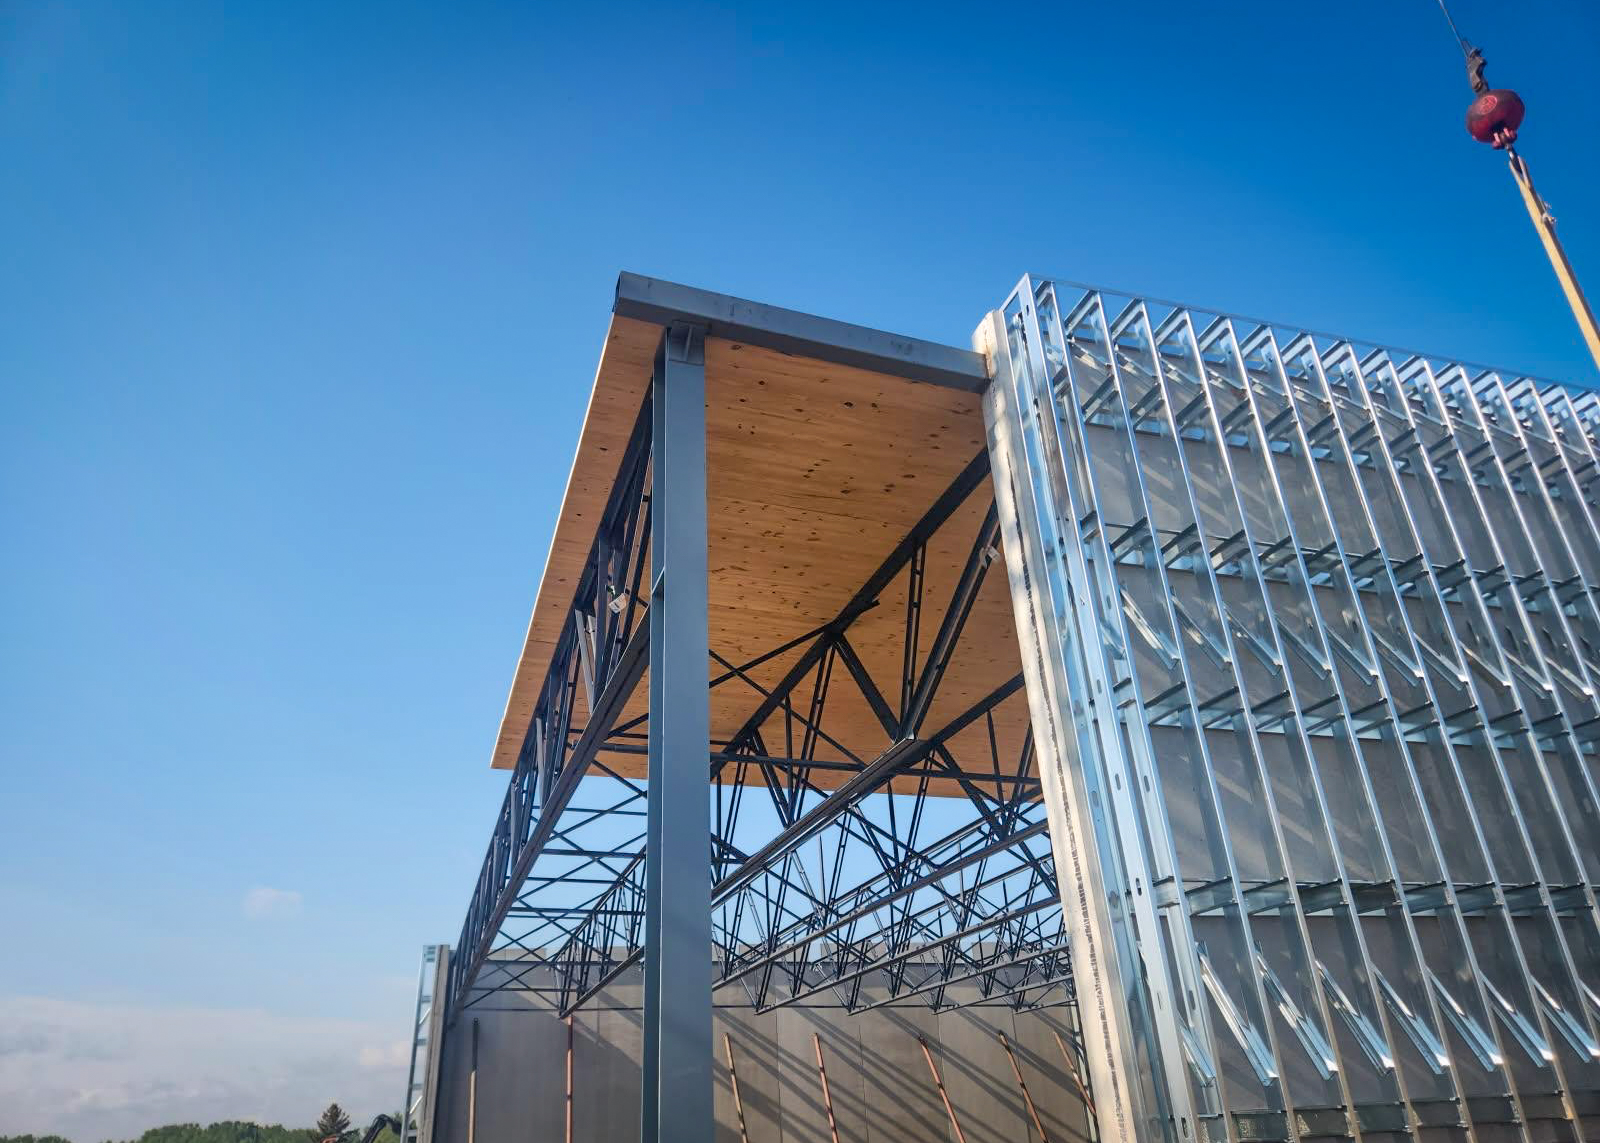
<box><xmin>987</xmin><ymin>276</ymin><xmax>1600</xmax><ymax>1143</ymax></box>
<box><xmin>448</xmin><ymin>343</ymin><xmax>1072</xmax><ymax>1030</ymax></box>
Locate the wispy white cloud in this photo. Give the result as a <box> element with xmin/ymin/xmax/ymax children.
<box><xmin>242</xmin><ymin>885</ymin><xmax>303</xmax><ymax>920</ymax></box>
<box><xmin>357</xmin><ymin>1039</ymin><xmax>410</xmax><ymax>1069</ymax></box>
<box><xmin>0</xmin><ymin>995</ymin><xmax>404</xmax><ymax>1141</ymax></box>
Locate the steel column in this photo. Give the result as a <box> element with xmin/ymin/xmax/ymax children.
<box><xmin>641</xmin><ymin>321</ymin><xmax>713</xmax><ymax>1143</ymax></box>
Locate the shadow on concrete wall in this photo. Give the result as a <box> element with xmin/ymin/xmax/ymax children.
<box><xmin>433</xmin><ymin>970</ymin><xmax>1094</xmax><ymax>1143</ymax></box>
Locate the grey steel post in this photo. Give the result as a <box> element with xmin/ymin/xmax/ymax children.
<box><xmin>402</xmin><ymin>944</ymin><xmax>449</xmax><ymax>1143</ymax></box>
<box><xmin>420</xmin><ymin>946</ymin><xmax>449</xmax><ymax>1143</ymax></box>
<box><xmin>466</xmin><ymin>1017</ymin><xmax>478</xmax><ymax>1143</ymax></box>
<box><xmin>641</xmin><ymin>321</ymin><xmax>713</xmax><ymax>1143</ymax></box>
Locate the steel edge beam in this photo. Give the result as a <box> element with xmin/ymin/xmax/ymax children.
<box><xmin>614</xmin><ymin>272</ymin><xmax>988</xmax><ymax>393</ymax></box>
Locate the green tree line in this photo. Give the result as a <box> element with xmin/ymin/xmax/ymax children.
<box><xmin>1</xmin><ymin>1109</ymin><xmax>400</xmax><ymax>1143</ymax></box>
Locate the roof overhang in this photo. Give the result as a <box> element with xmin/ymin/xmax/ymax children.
<box><xmin>489</xmin><ymin>274</ymin><xmax>995</xmax><ymax>772</ymax></box>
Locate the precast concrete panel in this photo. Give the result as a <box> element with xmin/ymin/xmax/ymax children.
<box><xmin>773</xmin><ymin>1006</ymin><xmax>870</xmax><ymax>1143</ymax></box>
<box><xmin>853</xmin><ymin>1006</ymin><xmax>951</xmax><ymax>1143</ymax></box>
<box><xmin>933</xmin><ymin>1006</ymin><xmax>1032</xmax><ymax>1143</ymax></box>
<box><xmin>433</xmin><ymin>1023</ymin><xmax>467</xmax><ymax>1143</ymax></box>
<box><xmin>486</xmin><ymin>1007</ymin><xmax>565</xmax><ymax>1141</ymax></box>
<box><xmin>1007</xmin><ymin>1009</ymin><xmax>1096</xmax><ymax>1143</ymax></box>
<box><xmin>715</xmin><ymin>1007</ymin><xmax>786</xmax><ymax>1143</ymax></box>
<box><xmin>428</xmin><ymin>964</ymin><xmax>1093</xmax><ymax>1143</ymax></box>
<box><xmin>574</xmin><ymin>1005</ymin><xmax>644</xmax><ymax>1143</ymax></box>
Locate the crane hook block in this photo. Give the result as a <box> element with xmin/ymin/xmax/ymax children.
<box><xmin>1467</xmin><ymin>88</ymin><xmax>1525</xmax><ymax>148</ymax></box>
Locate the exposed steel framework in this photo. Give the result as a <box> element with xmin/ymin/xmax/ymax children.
<box><xmin>987</xmin><ymin>276</ymin><xmax>1600</xmax><ymax>1143</ymax></box>
<box><xmin>411</xmin><ymin>273</ymin><xmax>1600</xmax><ymax>1143</ymax></box>
<box><xmin>445</xmin><ymin>402</ymin><xmax>1066</xmax><ymax>1023</ymax></box>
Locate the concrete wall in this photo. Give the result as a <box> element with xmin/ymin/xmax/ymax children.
<box><xmin>432</xmin><ymin>962</ymin><xmax>1094</xmax><ymax>1143</ymax></box>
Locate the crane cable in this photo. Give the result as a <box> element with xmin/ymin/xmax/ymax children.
<box><xmin>1434</xmin><ymin>0</ymin><xmax>1472</xmax><ymax>59</ymax></box>
<box><xmin>1433</xmin><ymin>0</ymin><xmax>1600</xmax><ymax>371</ymax></box>
<box><xmin>1435</xmin><ymin>0</ymin><xmax>1491</xmax><ymax>94</ymax></box>
<box><xmin>1433</xmin><ymin>0</ymin><xmax>1556</xmax><ymax>222</ymax></box>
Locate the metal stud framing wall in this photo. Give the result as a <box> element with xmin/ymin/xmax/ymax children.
<box><xmin>984</xmin><ymin>276</ymin><xmax>1600</xmax><ymax>1143</ymax></box>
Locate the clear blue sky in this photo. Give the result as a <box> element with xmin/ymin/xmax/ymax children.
<box><xmin>2</xmin><ymin>0</ymin><xmax>1597</xmax><ymax>1136</ymax></box>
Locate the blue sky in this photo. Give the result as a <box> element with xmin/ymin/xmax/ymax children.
<box><xmin>2</xmin><ymin>0</ymin><xmax>1597</xmax><ymax>1137</ymax></box>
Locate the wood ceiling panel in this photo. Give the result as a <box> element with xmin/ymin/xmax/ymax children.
<box><xmin>491</xmin><ymin>326</ymin><xmax>1032</xmax><ymax>796</ymax></box>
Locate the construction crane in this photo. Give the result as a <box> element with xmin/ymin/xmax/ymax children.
<box><xmin>1437</xmin><ymin>0</ymin><xmax>1600</xmax><ymax>371</ymax></box>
